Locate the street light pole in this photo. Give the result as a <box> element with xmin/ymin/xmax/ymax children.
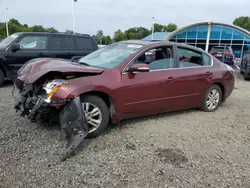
<box><xmin>151</xmin><ymin>17</ymin><xmax>155</xmax><ymax>41</ymax></box>
<box><xmin>5</xmin><ymin>7</ymin><xmax>9</xmax><ymax>37</ymax></box>
<box><xmin>72</xmin><ymin>0</ymin><xmax>77</xmax><ymax>33</ymax></box>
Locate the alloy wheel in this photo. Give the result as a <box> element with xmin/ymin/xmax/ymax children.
<box><xmin>206</xmin><ymin>89</ymin><xmax>220</xmax><ymax>110</ymax></box>
<box><xmin>82</xmin><ymin>102</ymin><xmax>102</xmax><ymax>133</ymax></box>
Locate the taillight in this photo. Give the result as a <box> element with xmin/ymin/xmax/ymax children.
<box><xmin>210</xmin><ymin>51</ymin><xmax>214</xmax><ymax>55</ymax></box>
<box><xmin>152</xmin><ymin>51</ymin><xmax>156</xmax><ymax>57</ymax></box>
<box><xmin>225</xmin><ymin>51</ymin><xmax>232</xmax><ymax>55</ymax></box>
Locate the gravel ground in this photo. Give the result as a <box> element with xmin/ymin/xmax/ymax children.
<box><xmin>0</xmin><ymin>70</ymin><xmax>250</xmax><ymax>188</ymax></box>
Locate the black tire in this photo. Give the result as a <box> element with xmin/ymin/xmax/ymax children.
<box><xmin>81</xmin><ymin>95</ymin><xmax>109</xmax><ymax>138</ymax></box>
<box><xmin>240</xmin><ymin>69</ymin><xmax>244</xmax><ymax>74</ymax></box>
<box><xmin>0</xmin><ymin>69</ymin><xmax>4</xmax><ymax>87</ymax></box>
<box><xmin>244</xmin><ymin>71</ymin><xmax>249</xmax><ymax>80</ymax></box>
<box><xmin>200</xmin><ymin>84</ymin><xmax>222</xmax><ymax>112</ymax></box>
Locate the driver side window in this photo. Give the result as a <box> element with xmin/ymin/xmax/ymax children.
<box><xmin>18</xmin><ymin>36</ymin><xmax>48</xmax><ymax>50</ymax></box>
<box><xmin>133</xmin><ymin>46</ymin><xmax>176</xmax><ymax>71</ymax></box>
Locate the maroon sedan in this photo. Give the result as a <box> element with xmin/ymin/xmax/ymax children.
<box><xmin>12</xmin><ymin>40</ymin><xmax>235</xmax><ymax>159</ymax></box>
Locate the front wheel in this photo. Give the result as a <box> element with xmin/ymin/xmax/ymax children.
<box><xmin>81</xmin><ymin>95</ymin><xmax>109</xmax><ymax>138</ymax></box>
<box><xmin>0</xmin><ymin>69</ymin><xmax>4</xmax><ymax>87</ymax></box>
<box><xmin>200</xmin><ymin>85</ymin><xmax>222</xmax><ymax>112</ymax></box>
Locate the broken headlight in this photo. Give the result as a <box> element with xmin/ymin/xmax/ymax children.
<box><xmin>43</xmin><ymin>79</ymin><xmax>68</xmax><ymax>103</ymax></box>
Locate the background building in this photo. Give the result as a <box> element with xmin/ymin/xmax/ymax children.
<box><xmin>143</xmin><ymin>21</ymin><xmax>250</xmax><ymax>60</ymax></box>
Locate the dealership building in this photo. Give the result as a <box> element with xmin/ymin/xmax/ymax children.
<box><xmin>143</xmin><ymin>21</ymin><xmax>250</xmax><ymax>59</ymax></box>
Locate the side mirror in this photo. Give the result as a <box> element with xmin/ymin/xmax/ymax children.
<box><xmin>11</xmin><ymin>43</ymin><xmax>20</xmax><ymax>52</ymax></box>
<box><xmin>128</xmin><ymin>64</ymin><xmax>150</xmax><ymax>73</ymax></box>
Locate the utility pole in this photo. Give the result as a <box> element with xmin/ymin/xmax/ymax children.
<box><xmin>151</xmin><ymin>17</ymin><xmax>155</xmax><ymax>41</ymax></box>
<box><xmin>5</xmin><ymin>7</ymin><xmax>9</xmax><ymax>37</ymax></box>
<box><xmin>72</xmin><ymin>0</ymin><xmax>77</xmax><ymax>33</ymax></box>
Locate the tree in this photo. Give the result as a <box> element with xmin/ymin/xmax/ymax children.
<box><xmin>153</xmin><ymin>23</ymin><xmax>167</xmax><ymax>32</ymax></box>
<box><xmin>233</xmin><ymin>16</ymin><xmax>250</xmax><ymax>31</ymax></box>
<box><xmin>113</xmin><ymin>29</ymin><xmax>124</xmax><ymax>42</ymax></box>
<box><xmin>96</xmin><ymin>30</ymin><xmax>103</xmax><ymax>37</ymax></box>
<box><xmin>166</xmin><ymin>23</ymin><xmax>177</xmax><ymax>32</ymax></box>
<box><xmin>46</xmin><ymin>27</ymin><xmax>58</xmax><ymax>33</ymax></box>
<box><xmin>153</xmin><ymin>23</ymin><xmax>178</xmax><ymax>32</ymax></box>
<box><xmin>0</xmin><ymin>18</ymin><xmax>59</xmax><ymax>38</ymax></box>
<box><xmin>65</xmin><ymin>29</ymin><xmax>73</xmax><ymax>33</ymax></box>
<box><xmin>31</xmin><ymin>25</ymin><xmax>46</xmax><ymax>32</ymax></box>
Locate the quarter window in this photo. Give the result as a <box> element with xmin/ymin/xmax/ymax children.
<box><xmin>75</xmin><ymin>37</ymin><xmax>95</xmax><ymax>50</ymax></box>
<box><xmin>51</xmin><ymin>36</ymin><xmax>74</xmax><ymax>51</ymax></box>
<box><xmin>203</xmin><ymin>53</ymin><xmax>212</xmax><ymax>66</ymax></box>
<box><xmin>18</xmin><ymin>36</ymin><xmax>47</xmax><ymax>50</ymax></box>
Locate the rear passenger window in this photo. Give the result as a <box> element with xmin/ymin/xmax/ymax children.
<box><xmin>51</xmin><ymin>36</ymin><xmax>74</xmax><ymax>51</ymax></box>
<box><xmin>75</xmin><ymin>37</ymin><xmax>95</xmax><ymax>50</ymax></box>
<box><xmin>177</xmin><ymin>48</ymin><xmax>203</xmax><ymax>67</ymax></box>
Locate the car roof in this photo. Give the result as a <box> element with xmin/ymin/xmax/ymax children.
<box><xmin>122</xmin><ymin>40</ymin><xmax>207</xmax><ymax>53</ymax></box>
<box><xmin>14</xmin><ymin>32</ymin><xmax>91</xmax><ymax>37</ymax></box>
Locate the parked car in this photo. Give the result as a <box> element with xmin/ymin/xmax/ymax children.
<box><xmin>12</xmin><ymin>40</ymin><xmax>235</xmax><ymax>159</ymax></box>
<box><xmin>0</xmin><ymin>38</ymin><xmax>3</xmax><ymax>43</ymax></box>
<box><xmin>209</xmin><ymin>46</ymin><xmax>235</xmax><ymax>66</ymax></box>
<box><xmin>240</xmin><ymin>50</ymin><xmax>250</xmax><ymax>80</ymax></box>
<box><xmin>0</xmin><ymin>32</ymin><xmax>98</xmax><ymax>86</ymax></box>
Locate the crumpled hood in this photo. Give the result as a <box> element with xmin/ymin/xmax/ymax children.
<box><xmin>17</xmin><ymin>58</ymin><xmax>105</xmax><ymax>83</ymax></box>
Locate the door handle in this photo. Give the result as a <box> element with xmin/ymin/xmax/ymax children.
<box><xmin>205</xmin><ymin>71</ymin><xmax>213</xmax><ymax>76</ymax></box>
<box><xmin>166</xmin><ymin>77</ymin><xmax>175</xmax><ymax>83</ymax></box>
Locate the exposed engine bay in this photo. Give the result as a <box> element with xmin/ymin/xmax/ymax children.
<box><xmin>12</xmin><ymin>72</ymin><xmax>98</xmax><ymax>161</ymax></box>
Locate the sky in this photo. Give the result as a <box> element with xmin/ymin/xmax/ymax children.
<box><xmin>0</xmin><ymin>0</ymin><xmax>249</xmax><ymax>37</ymax></box>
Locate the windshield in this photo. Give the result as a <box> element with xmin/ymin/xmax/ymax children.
<box><xmin>0</xmin><ymin>33</ymin><xmax>20</xmax><ymax>49</ymax></box>
<box><xmin>79</xmin><ymin>42</ymin><xmax>143</xmax><ymax>69</ymax></box>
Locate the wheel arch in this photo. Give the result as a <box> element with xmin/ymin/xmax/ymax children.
<box><xmin>212</xmin><ymin>82</ymin><xmax>225</xmax><ymax>102</ymax></box>
<box><xmin>80</xmin><ymin>91</ymin><xmax>116</xmax><ymax>121</ymax></box>
<box><xmin>0</xmin><ymin>58</ymin><xmax>7</xmax><ymax>77</ymax></box>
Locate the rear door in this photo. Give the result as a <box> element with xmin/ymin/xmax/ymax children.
<box><xmin>48</xmin><ymin>35</ymin><xmax>75</xmax><ymax>59</ymax></box>
<box><xmin>5</xmin><ymin>34</ymin><xmax>49</xmax><ymax>76</ymax></box>
<box><xmin>175</xmin><ymin>46</ymin><xmax>213</xmax><ymax>108</ymax></box>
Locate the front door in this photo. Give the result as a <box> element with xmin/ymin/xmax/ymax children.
<box><xmin>119</xmin><ymin>46</ymin><xmax>179</xmax><ymax>117</ymax></box>
<box><xmin>5</xmin><ymin>35</ymin><xmax>49</xmax><ymax>76</ymax></box>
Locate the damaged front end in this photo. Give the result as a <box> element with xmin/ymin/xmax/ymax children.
<box><xmin>12</xmin><ymin>78</ymin><xmax>89</xmax><ymax>161</ymax></box>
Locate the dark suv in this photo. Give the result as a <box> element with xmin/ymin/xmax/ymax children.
<box><xmin>209</xmin><ymin>46</ymin><xmax>235</xmax><ymax>66</ymax></box>
<box><xmin>0</xmin><ymin>32</ymin><xmax>98</xmax><ymax>86</ymax></box>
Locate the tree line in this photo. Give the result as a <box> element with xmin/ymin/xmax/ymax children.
<box><xmin>0</xmin><ymin>17</ymin><xmax>250</xmax><ymax>45</ymax></box>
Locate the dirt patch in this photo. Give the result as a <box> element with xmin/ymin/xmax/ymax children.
<box><xmin>156</xmin><ymin>148</ymin><xmax>188</xmax><ymax>167</ymax></box>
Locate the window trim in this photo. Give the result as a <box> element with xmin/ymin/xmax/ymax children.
<box><xmin>15</xmin><ymin>34</ymin><xmax>48</xmax><ymax>51</ymax></box>
<box><xmin>176</xmin><ymin>46</ymin><xmax>213</xmax><ymax>68</ymax></box>
<box><xmin>122</xmin><ymin>44</ymin><xmax>213</xmax><ymax>74</ymax></box>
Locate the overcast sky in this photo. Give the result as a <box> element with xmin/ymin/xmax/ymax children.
<box><xmin>0</xmin><ymin>0</ymin><xmax>249</xmax><ymax>36</ymax></box>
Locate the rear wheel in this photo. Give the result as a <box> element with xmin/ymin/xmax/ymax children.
<box><xmin>200</xmin><ymin>85</ymin><xmax>222</xmax><ymax>112</ymax></box>
<box><xmin>244</xmin><ymin>71</ymin><xmax>249</xmax><ymax>80</ymax></box>
<box><xmin>0</xmin><ymin>69</ymin><xmax>4</xmax><ymax>87</ymax></box>
<box><xmin>81</xmin><ymin>95</ymin><xmax>109</xmax><ymax>138</ymax></box>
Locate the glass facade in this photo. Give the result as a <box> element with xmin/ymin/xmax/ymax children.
<box><xmin>169</xmin><ymin>24</ymin><xmax>250</xmax><ymax>59</ymax></box>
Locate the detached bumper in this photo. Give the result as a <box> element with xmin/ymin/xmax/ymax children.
<box><xmin>12</xmin><ymin>83</ymin><xmax>89</xmax><ymax>160</ymax></box>
<box><xmin>60</xmin><ymin>97</ymin><xmax>89</xmax><ymax>160</ymax></box>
